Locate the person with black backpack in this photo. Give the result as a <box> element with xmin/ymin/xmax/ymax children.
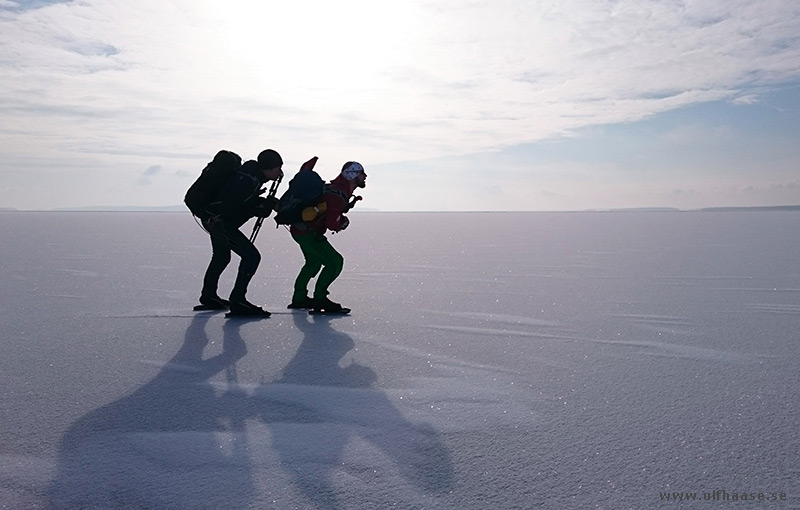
<box><xmin>287</xmin><ymin>161</ymin><xmax>367</xmax><ymax>314</ymax></box>
<box><xmin>193</xmin><ymin>149</ymin><xmax>284</xmax><ymax>316</ymax></box>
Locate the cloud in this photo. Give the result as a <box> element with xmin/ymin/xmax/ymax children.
<box><xmin>0</xmin><ymin>0</ymin><xmax>799</xmax><ymax>209</ymax></box>
<box><xmin>2</xmin><ymin>1</ymin><xmax>799</xmax><ymax>161</ymax></box>
<box><xmin>137</xmin><ymin>165</ymin><xmax>161</xmax><ymax>186</ymax></box>
<box><xmin>143</xmin><ymin>165</ymin><xmax>160</xmax><ymax>177</ymax></box>
<box><xmin>732</xmin><ymin>94</ymin><xmax>761</xmax><ymax>105</ymax></box>
<box><xmin>0</xmin><ymin>0</ymin><xmax>70</xmax><ymax>12</ymax></box>
<box><xmin>65</xmin><ymin>40</ymin><xmax>119</xmax><ymax>58</ymax></box>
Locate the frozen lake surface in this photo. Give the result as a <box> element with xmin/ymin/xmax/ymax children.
<box><xmin>1</xmin><ymin>211</ymin><xmax>798</xmax><ymax>509</ymax></box>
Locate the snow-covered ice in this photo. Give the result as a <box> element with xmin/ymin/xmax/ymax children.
<box><xmin>0</xmin><ymin>211</ymin><xmax>798</xmax><ymax>509</ymax></box>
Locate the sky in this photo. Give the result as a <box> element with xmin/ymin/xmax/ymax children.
<box><xmin>1</xmin><ymin>0</ymin><xmax>799</xmax><ymax>211</ymax></box>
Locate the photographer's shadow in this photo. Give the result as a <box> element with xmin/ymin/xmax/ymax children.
<box><xmin>48</xmin><ymin>313</ymin><xmax>255</xmax><ymax>509</ymax></box>
<box><xmin>255</xmin><ymin>312</ymin><xmax>454</xmax><ymax>509</ymax></box>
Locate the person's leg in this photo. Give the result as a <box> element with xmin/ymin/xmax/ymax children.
<box><xmin>222</xmin><ymin>224</ymin><xmax>261</xmax><ymax>303</ymax></box>
<box><xmin>310</xmin><ymin>237</ymin><xmax>344</xmax><ymax>300</ymax></box>
<box><xmin>200</xmin><ymin>220</ymin><xmax>232</xmax><ymax>303</ymax></box>
<box><xmin>291</xmin><ymin>233</ymin><xmax>323</xmax><ymax>303</ymax></box>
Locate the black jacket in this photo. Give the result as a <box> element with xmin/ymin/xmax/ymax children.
<box><xmin>209</xmin><ymin>160</ymin><xmax>274</xmax><ymax>229</ymax></box>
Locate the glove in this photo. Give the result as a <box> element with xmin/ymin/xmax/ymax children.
<box><xmin>339</xmin><ymin>215</ymin><xmax>350</xmax><ymax>231</ymax></box>
<box><xmin>253</xmin><ymin>197</ymin><xmax>275</xmax><ymax>218</ymax></box>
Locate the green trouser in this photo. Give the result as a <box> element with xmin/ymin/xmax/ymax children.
<box><xmin>291</xmin><ymin>232</ymin><xmax>344</xmax><ymax>301</ymax></box>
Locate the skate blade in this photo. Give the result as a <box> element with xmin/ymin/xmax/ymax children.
<box><xmin>193</xmin><ymin>304</ymin><xmax>227</xmax><ymax>311</ymax></box>
<box><xmin>225</xmin><ymin>311</ymin><xmax>271</xmax><ymax>319</ymax></box>
<box><xmin>309</xmin><ymin>308</ymin><xmax>351</xmax><ymax>316</ymax></box>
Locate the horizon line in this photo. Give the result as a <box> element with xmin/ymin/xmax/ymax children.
<box><xmin>3</xmin><ymin>205</ymin><xmax>800</xmax><ymax>214</ymax></box>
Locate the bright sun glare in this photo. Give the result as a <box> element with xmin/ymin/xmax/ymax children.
<box><xmin>209</xmin><ymin>1</ymin><xmax>420</xmax><ymax>105</ymax></box>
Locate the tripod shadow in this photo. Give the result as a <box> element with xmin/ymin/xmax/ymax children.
<box><xmin>254</xmin><ymin>312</ymin><xmax>454</xmax><ymax>508</ymax></box>
<box><xmin>48</xmin><ymin>313</ymin><xmax>256</xmax><ymax>509</ymax></box>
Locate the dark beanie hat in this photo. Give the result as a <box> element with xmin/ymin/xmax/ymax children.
<box><xmin>257</xmin><ymin>149</ymin><xmax>283</xmax><ymax>169</ymax></box>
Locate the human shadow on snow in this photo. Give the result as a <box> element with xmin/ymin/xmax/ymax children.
<box><xmin>48</xmin><ymin>313</ymin><xmax>256</xmax><ymax>509</ymax></box>
<box><xmin>49</xmin><ymin>312</ymin><xmax>454</xmax><ymax>509</ymax></box>
<box><xmin>256</xmin><ymin>312</ymin><xmax>454</xmax><ymax>509</ymax></box>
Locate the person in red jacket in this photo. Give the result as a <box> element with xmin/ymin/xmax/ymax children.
<box><xmin>289</xmin><ymin>161</ymin><xmax>367</xmax><ymax>313</ymax></box>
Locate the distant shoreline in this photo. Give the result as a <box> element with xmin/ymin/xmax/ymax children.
<box><xmin>2</xmin><ymin>205</ymin><xmax>799</xmax><ymax>213</ymax></box>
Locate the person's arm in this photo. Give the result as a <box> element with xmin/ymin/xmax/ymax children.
<box><xmin>324</xmin><ymin>192</ymin><xmax>347</xmax><ymax>231</ymax></box>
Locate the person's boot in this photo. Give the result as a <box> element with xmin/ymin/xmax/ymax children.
<box><xmin>310</xmin><ymin>297</ymin><xmax>349</xmax><ymax>314</ymax></box>
<box><xmin>227</xmin><ymin>270</ymin><xmax>269</xmax><ymax>316</ymax></box>
<box><xmin>194</xmin><ymin>294</ymin><xmax>229</xmax><ymax>311</ymax></box>
<box><xmin>288</xmin><ymin>296</ymin><xmax>314</xmax><ymax>309</ymax></box>
<box><xmin>197</xmin><ymin>295</ymin><xmax>229</xmax><ymax>309</ymax></box>
<box><xmin>228</xmin><ymin>270</ymin><xmax>253</xmax><ymax>306</ymax></box>
<box><xmin>227</xmin><ymin>299</ymin><xmax>270</xmax><ymax>317</ymax></box>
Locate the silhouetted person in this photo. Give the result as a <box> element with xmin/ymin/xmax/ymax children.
<box><xmin>200</xmin><ymin>149</ymin><xmax>283</xmax><ymax>316</ymax></box>
<box><xmin>288</xmin><ymin>161</ymin><xmax>367</xmax><ymax>314</ymax></box>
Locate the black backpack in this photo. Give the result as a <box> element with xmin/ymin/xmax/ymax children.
<box><xmin>184</xmin><ymin>150</ymin><xmax>242</xmax><ymax>217</ymax></box>
<box><xmin>274</xmin><ymin>157</ymin><xmax>326</xmax><ymax>225</ymax></box>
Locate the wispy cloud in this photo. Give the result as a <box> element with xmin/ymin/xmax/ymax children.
<box><xmin>0</xmin><ymin>0</ymin><xmax>798</xmax><ymax>209</ymax></box>
<box><xmin>0</xmin><ymin>0</ymin><xmax>70</xmax><ymax>12</ymax></box>
<box><xmin>137</xmin><ymin>164</ymin><xmax>161</xmax><ymax>186</ymax></box>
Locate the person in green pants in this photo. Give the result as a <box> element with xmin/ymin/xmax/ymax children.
<box><xmin>288</xmin><ymin>161</ymin><xmax>367</xmax><ymax>313</ymax></box>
